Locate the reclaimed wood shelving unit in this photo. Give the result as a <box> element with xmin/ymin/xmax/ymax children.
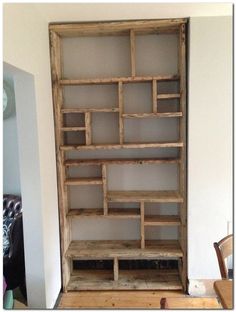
<box><xmin>49</xmin><ymin>19</ymin><xmax>187</xmax><ymax>292</ymax></box>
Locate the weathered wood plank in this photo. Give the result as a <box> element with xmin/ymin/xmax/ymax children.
<box><xmin>61</xmin><ymin>142</ymin><xmax>184</xmax><ymax>151</ymax></box>
<box><xmin>64</xmin><ymin>157</ymin><xmax>180</xmax><ymax>166</ymax></box>
<box><xmin>178</xmin><ymin>22</ymin><xmax>187</xmax><ymax>292</ymax></box>
<box><xmin>102</xmin><ymin>164</ymin><xmax>108</xmax><ymax>215</ymax></box>
<box><xmin>67</xmin><ymin>208</ymin><xmax>141</xmax><ymax>219</ymax></box>
<box><xmin>85</xmin><ymin>112</ymin><xmax>92</xmax><ymax>145</ymax></box>
<box><xmin>160</xmin><ymin>297</ymin><xmax>221</xmax><ymax>309</ymax></box>
<box><xmin>144</xmin><ymin>215</ymin><xmax>181</xmax><ymax>226</ymax></box>
<box><xmin>152</xmin><ymin>79</ymin><xmax>157</xmax><ymax>113</ymax></box>
<box><xmin>67</xmin><ymin>269</ymin><xmax>182</xmax><ymax>290</ymax></box>
<box><xmin>107</xmin><ymin>191</ymin><xmax>183</xmax><ymax>203</ymax></box>
<box><xmin>66</xmin><ymin>240</ymin><xmax>183</xmax><ymax>259</ymax></box>
<box><xmin>50</xmin><ymin>30</ymin><xmax>71</xmax><ymax>291</ymax></box>
<box><xmin>61</xmin><ymin>127</ymin><xmax>86</xmax><ymax>132</ymax></box>
<box><xmin>130</xmin><ymin>30</ymin><xmax>136</xmax><ymax>77</ymax></box>
<box><xmin>113</xmin><ymin>257</ymin><xmax>119</xmax><ymax>281</ymax></box>
<box><xmin>118</xmin><ymin>81</ymin><xmax>124</xmax><ymax>145</ymax></box>
<box><xmin>60</xmin><ymin>75</ymin><xmax>179</xmax><ymax>86</ymax></box>
<box><xmin>65</xmin><ymin>178</ymin><xmax>103</xmax><ymax>185</ymax></box>
<box><xmin>122</xmin><ymin>112</ymin><xmax>182</xmax><ymax>118</ymax></box>
<box><xmin>140</xmin><ymin>202</ymin><xmax>145</xmax><ymax>249</ymax></box>
<box><xmin>58</xmin><ymin>290</ymin><xmax>185</xmax><ymax>309</ymax></box>
<box><xmin>157</xmin><ymin>93</ymin><xmax>180</xmax><ymax>99</ymax></box>
<box><xmin>61</xmin><ymin>108</ymin><xmax>119</xmax><ymax>113</ymax></box>
<box><xmin>49</xmin><ymin>19</ymin><xmax>187</xmax><ymax>37</ymax></box>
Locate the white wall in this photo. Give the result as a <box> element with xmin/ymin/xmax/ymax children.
<box><xmin>3</xmin><ymin>73</ymin><xmax>21</xmax><ymax>195</ymax></box>
<box><xmin>188</xmin><ymin>16</ymin><xmax>232</xmax><ymax>280</ymax></box>
<box><xmin>3</xmin><ymin>3</ymin><xmax>232</xmax><ymax>307</ymax></box>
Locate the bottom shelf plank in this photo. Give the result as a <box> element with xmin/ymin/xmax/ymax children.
<box><xmin>67</xmin><ymin>269</ymin><xmax>182</xmax><ymax>291</ymax></box>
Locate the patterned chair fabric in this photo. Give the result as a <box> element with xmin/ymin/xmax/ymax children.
<box><xmin>3</xmin><ymin>194</ymin><xmax>26</xmax><ymax>299</ymax></box>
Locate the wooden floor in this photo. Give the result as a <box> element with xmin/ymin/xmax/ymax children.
<box><xmin>57</xmin><ymin>290</ymin><xmax>185</xmax><ymax>308</ymax></box>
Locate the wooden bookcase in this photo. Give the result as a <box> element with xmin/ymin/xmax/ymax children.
<box><xmin>49</xmin><ymin>19</ymin><xmax>187</xmax><ymax>292</ymax></box>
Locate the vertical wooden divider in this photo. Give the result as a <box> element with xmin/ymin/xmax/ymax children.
<box><xmin>102</xmin><ymin>164</ymin><xmax>108</xmax><ymax>215</ymax></box>
<box><xmin>130</xmin><ymin>30</ymin><xmax>136</xmax><ymax>77</ymax></box>
<box><xmin>114</xmin><ymin>257</ymin><xmax>119</xmax><ymax>281</ymax></box>
<box><xmin>118</xmin><ymin>81</ymin><xmax>124</xmax><ymax>145</ymax></box>
<box><xmin>152</xmin><ymin>79</ymin><xmax>157</xmax><ymax>113</ymax></box>
<box><xmin>50</xmin><ymin>30</ymin><xmax>71</xmax><ymax>291</ymax></box>
<box><xmin>85</xmin><ymin>112</ymin><xmax>92</xmax><ymax>145</ymax></box>
<box><xmin>140</xmin><ymin>201</ymin><xmax>145</xmax><ymax>249</ymax></box>
<box><xmin>178</xmin><ymin>23</ymin><xmax>187</xmax><ymax>291</ymax></box>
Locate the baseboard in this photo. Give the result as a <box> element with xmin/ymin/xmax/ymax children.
<box><xmin>188</xmin><ymin>279</ymin><xmax>218</xmax><ymax>296</ymax></box>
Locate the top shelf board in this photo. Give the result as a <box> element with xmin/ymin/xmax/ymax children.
<box><xmin>49</xmin><ymin>19</ymin><xmax>187</xmax><ymax>37</ymax></box>
<box><xmin>60</xmin><ymin>75</ymin><xmax>179</xmax><ymax>86</ymax></box>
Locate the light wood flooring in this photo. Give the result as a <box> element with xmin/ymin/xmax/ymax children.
<box><xmin>57</xmin><ymin>290</ymin><xmax>185</xmax><ymax>309</ymax></box>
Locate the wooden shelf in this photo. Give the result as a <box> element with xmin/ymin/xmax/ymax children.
<box><xmin>144</xmin><ymin>215</ymin><xmax>181</xmax><ymax>226</ymax></box>
<box><xmin>107</xmin><ymin>191</ymin><xmax>183</xmax><ymax>203</ymax></box>
<box><xmin>67</xmin><ymin>269</ymin><xmax>182</xmax><ymax>290</ymax></box>
<box><xmin>66</xmin><ymin>240</ymin><xmax>183</xmax><ymax>259</ymax></box>
<box><xmin>67</xmin><ymin>208</ymin><xmax>140</xmax><ymax>219</ymax></box>
<box><xmin>65</xmin><ymin>178</ymin><xmax>103</xmax><ymax>185</ymax></box>
<box><xmin>61</xmin><ymin>108</ymin><xmax>119</xmax><ymax>113</ymax></box>
<box><xmin>60</xmin><ymin>75</ymin><xmax>179</xmax><ymax>86</ymax></box>
<box><xmin>157</xmin><ymin>93</ymin><xmax>180</xmax><ymax>100</ymax></box>
<box><xmin>61</xmin><ymin>127</ymin><xmax>86</xmax><ymax>132</ymax></box>
<box><xmin>122</xmin><ymin>112</ymin><xmax>182</xmax><ymax>118</ymax></box>
<box><xmin>61</xmin><ymin>142</ymin><xmax>184</xmax><ymax>151</ymax></box>
<box><xmin>64</xmin><ymin>157</ymin><xmax>180</xmax><ymax>166</ymax></box>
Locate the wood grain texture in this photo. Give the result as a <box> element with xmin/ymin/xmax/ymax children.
<box><xmin>140</xmin><ymin>202</ymin><xmax>145</xmax><ymax>249</ymax></box>
<box><xmin>160</xmin><ymin>297</ymin><xmax>221</xmax><ymax>309</ymax></box>
<box><xmin>67</xmin><ymin>269</ymin><xmax>182</xmax><ymax>290</ymax></box>
<box><xmin>65</xmin><ymin>178</ymin><xmax>103</xmax><ymax>185</ymax></box>
<box><xmin>50</xmin><ymin>30</ymin><xmax>71</xmax><ymax>291</ymax></box>
<box><xmin>214</xmin><ymin>280</ymin><xmax>232</xmax><ymax>309</ymax></box>
<box><xmin>67</xmin><ymin>208</ymin><xmax>141</xmax><ymax>219</ymax></box>
<box><xmin>157</xmin><ymin>93</ymin><xmax>180</xmax><ymax>99</ymax></box>
<box><xmin>61</xmin><ymin>142</ymin><xmax>184</xmax><ymax>150</ymax></box>
<box><xmin>102</xmin><ymin>164</ymin><xmax>108</xmax><ymax>215</ymax></box>
<box><xmin>64</xmin><ymin>157</ymin><xmax>180</xmax><ymax>166</ymax></box>
<box><xmin>178</xmin><ymin>23</ymin><xmax>187</xmax><ymax>291</ymax></box>
<box><xmin>61</xmin><ymin>127</ymin><xmax>86</xmax><ymax>131</ymax></box>
<box><xmin>58</xmin><ymin>290</ymin><xmax>185</xmax><ymax>308</ymax></box>
<box><xmin>118</xmin><ymin>81</ymin><xmax>124</xmax><ymax>144</ymax></box>
<box><xmin>152</xmin><ymin>79</ymin><xmax>157</xmax><ymax>113</ymax></box>
<box><xmin>122</xmin><ymin>112</ymin><xmax>182</xmax><ymax>118</ymax></box>
<box><xmin>60</xmin><ymin>75</ymin><xmax>179</xmax><ymax>86</ymax></box>
<box><xmin>66</xmin><ymin>240</ymin><xmax>183</xmax><ymax>259</ymax></box>
<box><xmin>130</xmin><ymin>30</ymin><xmax>136</xmax><ymax>77</ymax></box>
<box><xmin>85</xmin><ymin>112</ymin><xmax>92</xmax><ymax>145</ymax></box>
<box><xmin>49</xmin><ymin>19</ymin><xmax>187</xmax><ymax>37</ymax></box>
<box><xmin>107</xmin><ymin>191</ymin><xmax>184</xmax><ymax>203</ymax></box>
<box><xmin>113</xmin><ymin>257</ymin><xmax>119</xmax><ymax>282</ymax></box>
<box><xmin>61</xmin><ymin>107</ymin><xmax>119</xmax><ymax>113</ymax></box>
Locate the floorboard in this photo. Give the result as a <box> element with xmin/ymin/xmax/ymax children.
<box><xmin>57</xmin><ymin>290</ymin><xmax>185</xmax><ymax>308</ymax></box>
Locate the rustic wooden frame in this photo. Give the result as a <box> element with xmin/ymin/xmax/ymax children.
<box><xmin>49</xmin><ymin>18</ymin><xmax>187</xmax><ymax>292</ymax></box>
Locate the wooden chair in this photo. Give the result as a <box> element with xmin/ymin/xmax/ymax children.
<box><xmin>214</xmin><ymin>234</ymin><xmax>233</xmax><ymax>279</ymax></box>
